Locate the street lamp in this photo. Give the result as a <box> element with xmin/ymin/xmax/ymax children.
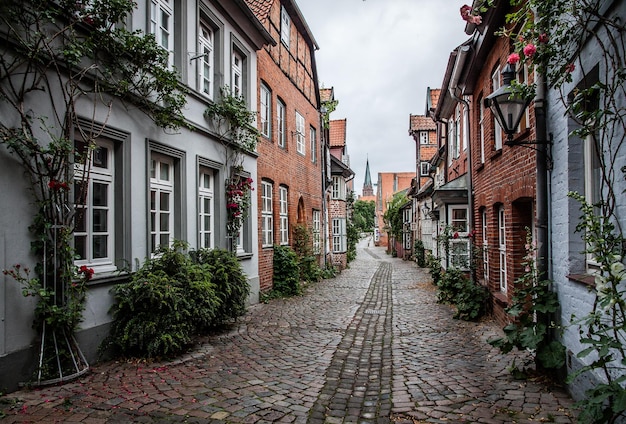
<box><xmin>484</xmin><ymin>62</ymin><xmax>532</xmax><ymax>144</ymax></box>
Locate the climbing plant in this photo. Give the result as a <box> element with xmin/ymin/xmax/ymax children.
<box><xmin>0</xmin><ymin>0</ymin><xmax>186</xmax><ymax>383</ymax></box>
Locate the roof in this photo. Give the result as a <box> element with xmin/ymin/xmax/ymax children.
<box><xmin>329</xmin><ymin>119</ymin><xmax>347</xmax><ymax>147</ymax></box>
<box><xmin>330</xmin><ymin>155</ymin><xmax>355</xmax><ymax>179</ymax></box>
<box><xmin>244</xmin><ymin>0</ymin><xmax>273</xmax><ymax>22</ymax></box>
<box><xmin>409</xmin><ymin>114</ymin><xmax>436</xmax><ymax>132</ymax></box>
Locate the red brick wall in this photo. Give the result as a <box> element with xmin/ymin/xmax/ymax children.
<box><xmin>254</xmin><ymin>2</ymin><xmax>322</xmax><ymax>292</ymax></box>
<box><xmin>469</xmin><ymin>35</ymin><xmax>537</xmax><ymax>326</ymax></box>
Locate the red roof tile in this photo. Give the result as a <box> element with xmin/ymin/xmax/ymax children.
<box><xmin>243</xmin><ymin>0</ymin><xmax>273</xmax><ymax>23</ymax></box>
<box><xmin>329</xmin><ymin>119</ymin><xmax>347</xmax><ymax>147</ymax></box>
<box><xmin>409</xmin><ymin>114</ymin><xmax>436</xmax><ymax>131</ymax></box>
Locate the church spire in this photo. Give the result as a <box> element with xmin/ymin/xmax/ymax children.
<box><xmin>362</xmin><ymin>158</ymin><xmax>374</xmax><ymax>197</ymax></box>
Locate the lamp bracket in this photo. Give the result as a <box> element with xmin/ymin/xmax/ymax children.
<box><xmin>505</xmin><ymin>133</ymin><xmax>553</xmax><ymax>146</ymax></box>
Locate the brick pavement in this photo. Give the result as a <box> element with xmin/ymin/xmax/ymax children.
<box><xmin>0</xmin><ymin>239</ymin><xmax>577</xmax><ymax>423</ymax></box>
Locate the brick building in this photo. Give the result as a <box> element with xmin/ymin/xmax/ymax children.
<box><xmin>245</xmin><ymin>0</ymin><xmax>323</xmax><ymax>291</ymax></box>
<box><xmin>374</xmin><ymin>172</ymin><xmax>414</xmax><ymax>249</ymax></box>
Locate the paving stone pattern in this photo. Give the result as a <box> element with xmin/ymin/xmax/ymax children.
<box><xmin>1</xmin><ymin>239</ymin><xmax>576</xmax><ymax>423</ymax></box>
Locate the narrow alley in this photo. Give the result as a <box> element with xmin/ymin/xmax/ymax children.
<box><xmin>1</xmin><ymin>239</ymin><xmax>576</xmax><ymax>423</ymax></box>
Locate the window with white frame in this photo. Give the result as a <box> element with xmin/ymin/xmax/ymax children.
<box><xmin>420</xmin><ymin>161</ymin><xmax>430</xmax><ymax>177</ymax></box>
<box><xmin>277</xmin><ymin>99</ymin><xmax>286</xmax><ymax>148</ymax></box>
<box><xmin>462</xmin><ymin>99</ymin><xmax>469</xmax><ymax>151</ymax></box>
<box><xmin>448</xmin><ymin>206</ymin><xmax>469</xmax><ymax>269</ymax></box>
<box><xmin>280</xmin><ymin>6</ymin><xmax>290</xmax><ymax>47</ymax></box>
<box><xmin>310</xmin><ymin>126</ymin><xmax>317</xmax><ymax>163</ymax></box>
<box><xmin>332</xmin><ymin>218</ymin><xmax>347</xmax><ymax>253</ymax></box>
<box><xmin>149</xmin><ymin>153</ymin><xmax>175</xmax><ymax>253</ymax></box>
<box><xmin>198</xmin><ymin>167</ymin><xmax>214</xmax><ymax>249</ymax></box>
<box><xmin>312</xmin><ymin>210</ymin><xmax>321</xmax><ymax>254</ymax></box>
<box><xmin>331</xmin><ymin>176</ymin><xmax>345</xmax><ymax>200</ymax></box>
<box><xmin>295</xmin><ymin>111</ymin><xmax>305</xmax><ymax>154</ymax></box>
<box><xmin>261</xmin><ymin>181</ymin><xmax>273</xmax><ymax>247</ymax></box>
<box><xmin>498</xmin><ymin>205</ymin><xmax>507</xmax><ymax>292</ymax></box>
<box><xmin>584</xmin><ymin>134</ymin><xmax>602</xmax><ymax>270</ymax></box>
<box><xmin>481</xmin><ymin>209</ymin><xmax>489</xmax><ymax>282</ymax></box>
<box><xmin>198</xmin><ymin>23</ymin><xmax>214</xmax><ymax>99</ymax></box>
<box><xmin>492</xmin><ymin>66</ymin><xmax>503</xmax><ymax>150</ymax></box>
<box><xmin>231</xmin><ymin>50</ymin><xmax>243</xmax><ymax>97</ymax></box>
<box><xmin>450</xmin><ymin>206</ymin><xmax>468</xmax><ymax>233</ymax></box>
<box><xmin>279</xmin><ymin>186</ymin><xmax>289</xmax><ymax>245</ymax></box>
<box><xmin>260</xmin><ymin>83</ymin><xmax>271</xmax><ymax>138</ymax></box>
<box><xmin>453</xmin><ymin>106</ymin><xmax>461</xmax><ymax>158</ymax></box>
<box><xmin>74</xmin><ymin>138</ymin><xmax>115</xmax><ymax>270</ymax></box>
<box><xmin>479</xmin><ymin>95</ymin><xmax>486</xmax><ymax>164</ymax></box>
<box><xmin>419</xmin><ymin>131</ymin><xmax>429</xmax><ymax>145</ymax></box>
<box><xmin>150</xmin><ymin>0</ymin><xmax>173</xmax><ymax>65</ymax></box>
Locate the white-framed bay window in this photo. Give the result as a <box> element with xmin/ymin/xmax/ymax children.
<box><xmin>74</xmin><ymin>138</ymin><xmax>115</xmax><ymax>272</ymax></box>
<box><xmin>150</xmin><ymin>153</ymin><xmax>175</xmax><ymax>254</ymax></box>
<box><xmin>279</xmin><ymin>186</ymin><xmax>289</xmax><ymax>245</ymax></box>
<box><xmin>261</xmin><ymin>180</ymin><xmax>273</xmax><ymax>247</ymax></box>
<box><xmin>150</xmin><ymin>0</ymin><xmax>173</xmax><ymax>66</ymax></box>
<box><xmin>332</xmin><ymin>218</ymin><xmax>347</xmax><ymax>253</ymax></box>
<box><xmin>313</xmin><ymin>210</ymin><xmax>321</xmax><ymax>254</ymax></box>
<box><xmin>198</xmin><ymin>167</ymin><xmax>214</xmax><ymax>249</ymax></box>
<box><xmin>448</xmin><ymin>206</ymin><xmax>469</xmax><ymax>269</ymax></box>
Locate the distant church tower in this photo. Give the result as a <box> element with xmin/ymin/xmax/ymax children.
<box><xmin>362</xmin><ymin>158</ymin><xmax>374</xmax><ymax>197</ymax></box>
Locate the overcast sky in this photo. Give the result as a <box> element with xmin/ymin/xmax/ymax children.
<box><xmin>296</xmin><ymin>0</ymin><xmax>471</xmax><ymax>195</ymax></box>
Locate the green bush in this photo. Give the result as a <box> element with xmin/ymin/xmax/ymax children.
<box><xmin>104</xmin><ymin>243</ymin><xmax>248</xmax><ymax>358</ymax></box>
<box><xmin>414</xmin><ymin>240</ymin><xmax>426</xmax><ymax>267</ymax></box>
<box><xmin>426</xmin><ymin>253</ymin><xmax>443</xmax><ymax>285</ymax></box>
<box><xmin>272</xmin><ymin>245</ymin><xmax>301</xmax><ymax>296</ymax></box>
<box><xmin>436</xmin><ymin>268</ymin><xmax>489</xmax><ymax>321</ymax></box>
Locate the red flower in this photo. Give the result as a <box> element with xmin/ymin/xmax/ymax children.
<box><xmin>538</xmin><ymin>33</ymin><xmax>548</xmax><ymax>43</ymax></box>
<box><xmin>507</xmin><ymin>53</ymin><xmax>520</xmax><ymax>65</ymax></box>
<box><xmin>565</xmin><ymin>63</ymin><xmax>576</xmax><ymax>73</ymax></box>
<box><xmin>453</xmin><ymin>232</ymin><xmax>460</xmax><ymax>239</ymax></box>
<box><xmin>523</xmin><ymin>43</ymin><xmax>537</xmax><ymax>57</ymax></box>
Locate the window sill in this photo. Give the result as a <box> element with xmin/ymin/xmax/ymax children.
<box><xmin>492</xmin><ymin>290</ymin><xmax>508</xmax><ymax>307</ymax></box>
<box><xmin>490</xmin><ymin>148</ymin><xmax>503</xmax><ymax>160</ymax></box>
<box><xmin>475</xmin><ymin>163</ymin><xmax>484</xmax><ymax>172</ymax></box>
<box><xmin>237</xmin><ymin>252</ymin><xmax>253</xmax><ymax>260</ymax></box>
<box><xmin>567</xmin><ymin>273</ymin><xmax>596</xmax><ymax>288</ymax></box>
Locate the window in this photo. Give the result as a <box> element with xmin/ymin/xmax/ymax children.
<box><xmin>280</xmin><ymin>6</ymin><xmax>290</xmax><ymax>47</ymax></box>
<box><xmin>517</xmin><ymin>64</ymin><xmax>530</xmax><ymax>133</ymax></box>
<box><xmin>74</xmin><ymin>138</ymin><xmax>115</xmax><ymax>271</ymax></box>
<box><xmin>491</xmin><ymin>66</ymin><xmax>503</xmax><ymax>150</ymax></box>
<box><xmin>448</xmin><ymin>206</ymin><xmax>469</xmax><ymax>269</ymax></box>
<box><xmin>450</xmin><ymin>207</ymin><xmax>468</xmax><ymax>233</ymax></box>
<box><xmin>150</xmin><ymin>0</ymin><xmax>173</xmax><ymax>65</ymax></box>
<box><xmin>260</xmin><ymin>83</ymin><xmax>271</xmax><ymax>138</ymax></box>
<box><xmin>584</xmin><ymin>134</ymin><xmax>602</xmax><ymax>270</ymax></box>
<box><xmin>150</xmin><ymin>153</ymin><xmax>175</xmax><ymax>253</ymax></box>
<box><xmin>419</xmin><ymin>131</ymin><xmax>429</xmax><ymax>145</ymax></box>
<box><xmin>231</xmin><ymin>50</ymin><xmax>243</xmax><ymax>97</ymax></box>
<box><xmin>481</xmin><ymin>209</ymin><xmax>489</xmax><ymax>282</ymax></box>
<box><xmin>295</xmin><ymin>111</ymin><xmax>305</xmax><ymax>154</ymax></box>
<box><xmin>312</xmin><ymin>210</ymin><xmax>321</xmax><ymax>254</ymax></box>
<box><xmin>261</xmin><ymin>181</ymin><xmax>273</xmax><ymax>247</ymax></box>
<box><xmin>420</xmin><ymin>161</ymin><xmax>430</xmax><ymax>176</ymax></box>
<box><xmin>498</xmin><ymin>206</ymin><xmax>507</xmax><ymax>292</ymax></box>
<box><xmin>279</xmin><ymin>186</ymin><xmax>289</xmax><ymax>245</ymax></box>
<box><xmin>332</xmin><ymin>218</ymin><xmax>347</xmax><ymax>253</ymax></box>
<box><xmin>277</xmin><ymin>99</ymin><xmax>286</xmax><ymax>148</ymax></box>
<box><xmin>198</xmin><ymin>23</ymin><xmax>214</xmax><ymax>99</ymax></box>
<box><xmin>479</xmin><ymin>95</ymin><xmax>486</xmax><ymax>164</ymax></box>
<box><xmin>332</xmin><ymin>176</ymin><xmax>345</xmax><ymax>200</ymax></box>
<box><xmin>310</xmin><ymin>126</ymin><xmax>317</xmax><ymax>163</ymax></box>
<box><xmin>198</xmin><ymin>168</ymin><xmax>214</xmax><ymax>249</ymax></box>
<box><xmin>453</xmin><ymin>106</ymin><xmax>461</xmax><ymax>159</ymax></box>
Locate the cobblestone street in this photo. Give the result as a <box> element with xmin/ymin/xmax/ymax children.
<box><xmin>1</xmin><ymin>239</ymin><xmax>576</xmax><ymax>423</ymax></box>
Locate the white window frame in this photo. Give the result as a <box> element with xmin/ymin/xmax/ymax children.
<box><xmin>420</xmin><ymin>161</ymin><xmax>430</xmax><ymax>177</ymax></box>
<box><xmin>261</xmin><ymin>181</ymin><xmax>273</xmax><ymax>247</ymax></box>
<box><xmin>279</xmin><ymin>186</ymin><xmax>289</xmax><ymax>245</ymax></box>
<box><xmin>313</xmin><ymin>210</ymin><xmax>321</xmax><ymax>254</ymax></box>
<box><xmin>482</xmin><ymin>209</ymin><xmax>489</xmax><ymax>282</ymax></box>
<box><xmin>479</xmin><ymin>96</ymin><xmax>486</xmax><ymax>164</ymax></box>
<box><xmin>231</xmin><ymin>50</ymin><xmax>243</xmax><ymax>97</ymax></box>
<box><xmin>332</xmin><ymin>218</ymin><xmax>347</xmax><ymax>253</ymax></box>
<box><xmin>584</xmin><ymin>134</ymin><xmax>602</xmax><ymax>270</ymax></box>
<box><xmin>260</xmin><ymin>83</ymin><xmax>271</xmax><ymax>138</ymax></box>
<box><xmin>280</xmin><ymin>6</ymin><xmax>290</xmax><ymax>47</ymax></box>
<box><xmin>198</xmin><ymin>168</ymin><xmax>214</xmax><ymax>250</ymax></box>
<box><xmin>310</xmin><ymin>126</ymin><xmax>317</xmax><ymax>163</ymax></box>
<box><xmin>331</xmin><ymin>176</ymin><xmax>345</xmax><ymax>200</ymax></box>
<box><xmin>198</xmin><ymin>23</ymin><xmax>214</xmax><ymax>99</ymax></box>
<box><xmin>150</xmin><ymin>153</ymin><xmax>175</xmax><ymax>254</ymax></box>
<box><xmin>453</xmin><ymin>106</ymin><xmax>461</xmax><ymax>159</ymax></box>
<box><xmin>448</xmin><ymin>206</ymin><xmax>469</xmax><ymax>269</ymax></box>
<box><xmin>277</xmin><ymin>99</ymin><xmax>286</xmax><ymax>148</ymax></box>
<box><xmin>74</xmin><ymin>139</ymin><xmax>116</xmax><ymax>272</ymax></box>
<box><xmin>449</xmin><ymin>206</ymin><xmax>468</xmax><ymax>234</ymax></box>
<box><xmin>498</xmin><ymin>205</ymin><xmax>507</xmax><ymax>292</ymax></box>
<box><xmin>150</xmin><ymin>0</ymin><xmax>173</xmax><ymax>66</ymax></box>
<box><xmin>492</xmin><ymin>66</ymin><xmax>503</xmax><ymax>150</ymax></box>
<box><xmin>296</xmin><ymin>111</ymin><xmax>305</xmax><ymax>155</ymax></box>
<box><xmin>419</xmin><ymin>131</ymin><xmax>429</xmax><ymax>145</ymax></box>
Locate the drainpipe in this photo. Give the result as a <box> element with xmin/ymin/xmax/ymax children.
<box><xmin>449</xmin><ymin>45</ymin><xmax>475</xmax><ymax>279</ymax></box>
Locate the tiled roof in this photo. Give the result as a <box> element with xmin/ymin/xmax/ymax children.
<box><xmin>320</xmin><ymin>88</ymin><xmax>334</xmax><ymax>102</ymax></box>
<box><xmin>329</xmin><ymin>119</ymin><xmax>347</xmax><ymax>147</ymax></box>
<box><xmin>243</xmin><ymin>0</ymin><xmax>273</xmax><ymax>23</ymax></box>
<box><xmin>429</xmin><ymin>88</ymin><xmax>441</xmax><ymax>110</ymax></box>
<box><xmin>409</xmin><ymin>114</ymin><xmax>436</xmax><ymax>131</ymax></box>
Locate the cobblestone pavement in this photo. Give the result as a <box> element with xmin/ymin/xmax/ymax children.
<box><xmin>1</xmin><ymin>239</ymin><xmax>576</xmax><ymax>423</ymax></box>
